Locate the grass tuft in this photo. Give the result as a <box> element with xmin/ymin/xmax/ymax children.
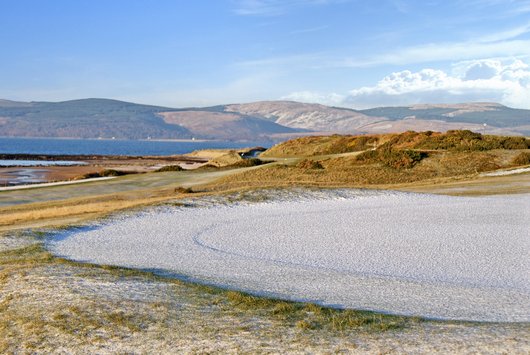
<box><xmin>511</xmin><ymin>151</ymin><xmax>530</xmax><ymax>166</ymax></box>
<box><xmin>221</xmin><ymin>291</ymin><xmax>415</xmax><ymax>332</ymax></box>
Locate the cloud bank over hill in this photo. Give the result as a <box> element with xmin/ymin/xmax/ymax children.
<box><xmin>284</xmin><ymin>58</ymin><xmax>530</xmax><ymax>109</ymax></box>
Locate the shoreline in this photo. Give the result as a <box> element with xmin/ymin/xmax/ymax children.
<box><xmin>0</xmin><ymin>153</ymin><xmax>208</xmax><ymax>161</ymax></box>
<box><xmin>0</xmin><ymin>154</ymin><xmax>209</xmax><ymax>186</ymax></box>
<box><xmin>0</xmin><ymin>136</ymin><xmax>267</xmax><ymax>143</ymax></box>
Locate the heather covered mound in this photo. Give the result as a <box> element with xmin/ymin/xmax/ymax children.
<box><xmin>212</xmin><ymin>131</ymin><xmax>530</xmax><ymax>189</ymax></box>
<box><xmin>260</xmin><ymin>135</ymin><xmax>379</xmax><ymax>157</ymax></box>
<box><xmin>262</xmin><ymin>130</ymin><xmax>529</xmax><ymax>157</ymax></box>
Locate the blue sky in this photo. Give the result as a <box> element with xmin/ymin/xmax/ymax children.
<box><xmin>1</xmin><ymin>0</ymin><xmax>530</xmax><ymax>108</ymax></box>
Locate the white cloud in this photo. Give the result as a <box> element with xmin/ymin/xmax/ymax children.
<box><xmin>284</xmin><ymin>59</ymin><xmax>530</xmax><ymax>109</ymax></box>
<box><xmin>338</xmin><ymin>39</ymin><xmax>530</xmax><ymax>68</ymax></box>
<box><xmin>345</xmin><ymin>59</ymin><xmax>530</xmax><ymax>108</ymax></box>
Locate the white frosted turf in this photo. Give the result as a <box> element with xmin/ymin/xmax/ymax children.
<box><xmin>480</xmin><ymin>167</ymin><xmax>530</xmax><ymax>176</ymax></box>
<box><xmin>48</xmin><ymin>190</ymin><xmax>530</xmax><ymax>322</ymax></box>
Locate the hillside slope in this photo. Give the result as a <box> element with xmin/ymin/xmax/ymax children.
<box><xmin>211</xmin><ymin>130</ymin><xmax>530</xmax><ymax>190</ymax></box>
<box><xmin>0</xmin><ymin>99</ymin><xmax>191</xmax><ymax>139</ymax></box>
<box><xmin>1</xmin><ymin>98</ymin><xmax>528</xmax><ymax>140</ymax></box>
<box><xmin>225</xmin><ymin>101</ymin><xmax>529</xmax><ymax>136</ymax></box>
<box><xmin>159</xmin><ymin>110</ymin><xmax>303</xmax><ymax>140</ymax></box>
<box><xmin>223</xmin><ymin>101</ymin><xmax>382</xmax><ymax>132</ymax></box>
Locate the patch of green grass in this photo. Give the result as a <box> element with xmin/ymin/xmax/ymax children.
<box><xmin>0</xmin><ymin>244</ymin><xmax>54</xmax><ymax>266</ymax></box>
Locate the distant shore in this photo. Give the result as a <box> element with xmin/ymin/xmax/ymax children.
<box><xmin>0</xmin><ymin>136</ymin><xmax>264</xmax><ymax>143</ymax></box>
<box><xmin>0</xmin><ymin>153</ymin><xmax>209</xmax><ymax>186</ymax></box>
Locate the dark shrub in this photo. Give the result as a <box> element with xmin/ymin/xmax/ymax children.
<box><xmin>355</xmin><ymin>150</ymin><xmax>378</xmax><ymax>162</ymax></box>
<box><xmin>82</xmin><ymin>169</ymin><xmax>128</xmax><ymax>178</ymax></box>
<box><xmin>296</xmin><ymin>159</ymin><xmax>324</xmax><ymax>170</ymax></box>
<box><xmin>174</xmin><ymin>187</ymin><xmax>193</xmax><ymax>193</ymax></box>
<box><xmin>229</xmin><ymin>158</ymin><xmax>266</xmax><ymax>168</ymax></box>
<box><xmin>381</xmin><ymin>149</ymin><xmax>426</xmax><ymax>169</ymax></box>
<box><xmin>356</xmin><ymin>148</ymin><xmax>427</xmax><ymax>169</ymax></box>
<box><xmin>156</xmin><ymin>165</ymin><xmax>184</xmax><ymax>172</ymax></box>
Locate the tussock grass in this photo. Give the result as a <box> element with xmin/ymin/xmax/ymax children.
<box><xmin>511</xmin><ymin>151</ymin><xmax>530</xmax><ymax>166</ymax></box>
<box><xmin>262</xmin><ymin>134</ymin><xmax>379</xmax><ymax>157</ymax></box>
<box><xmin>262</xmin><ymin>130</ymin><xmax>530</xmax><ymax>158</ymax></box>
<box><xmin>0</xmin><ymin>191</ymin><xmax>194</xmax><ymax>228</ymax></box>
<box><xmin>296</xmin><ymin>159</ymin><xmax>324</xmax><ymax>169</ymax></box>
<box><xmin>0</xmin><ymin>243</ymin><xmax>54</xmax><ymax>267</ymax></box>
<box><xmin>209</xmin><ymin>148</ymin><xmax>524</xmax><ymax>191</ymax></box>
<box><xmin>218</xmin><ymin>291</ymin><xmax>413</xmax><ymax>332</ymax></box>
<box><xmin>227</xmin><ymin>158</ymin><xmax>267</xmax><ymax>168</ymax></box>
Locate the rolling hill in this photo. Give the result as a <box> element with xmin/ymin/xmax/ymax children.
<box><xmin>0</xmin><ymin>99</ymin><xmax>190</xmax><ymax>140</ymax></box>
<box><xmin>0</xmin><ymin>98</ymin><xmax>528</xmax><ymax>140</ymax></box>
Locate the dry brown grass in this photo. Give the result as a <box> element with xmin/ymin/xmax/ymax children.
<box><xmin>207</xmin><ymin>149</ymin><xmax>524</xmax><ymax>192</ymax></box>
<box><xmin>261</xmin><ymin>134</ymin><xmax>380</xmax><ymax>157</ymax></box>
<box><xmin>0</xmin><ymin>187</ymin><xmax>213</xmax><ymax>230</ymax></box>
<box><xmin>2</xmin><ymin>131</ymin><xmax>528</xmax><ymax>234</ymax></box>
<box><xmin>511</xmin><ymin>151</ymin><xmax>530</xmax><ymax>165</ymax></box>
<box><xmin>2</xmin><ymin>149</ymin><xmax>528</xmax><ymax>233</ymax></box>
<box><xmin>262</xmin><ymin>130</ymin><xmax>530</xmax><ymax>158</ymax></box>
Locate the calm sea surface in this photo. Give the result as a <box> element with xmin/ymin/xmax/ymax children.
<box><xmin>0</xmin><ymin>137</ymin><xmax>271</xmax><ymax>156</ymax></box>
<box><xmin>0</xmin><ymin>160</ymin><xmax>87</xmax><ymax>167</ymax></box>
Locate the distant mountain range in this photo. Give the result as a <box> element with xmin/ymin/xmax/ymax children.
<box><xmin>0</xmin><ymin>98</ymin><xmax>528</xmax><ymax>141</ymax></box>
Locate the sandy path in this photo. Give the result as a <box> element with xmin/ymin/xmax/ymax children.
<box><xmin>48</xmin><ymin>190</ymin><xmax>530</xmax><ymax>322</ymax></box>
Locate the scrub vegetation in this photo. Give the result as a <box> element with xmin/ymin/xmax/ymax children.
<box><xmin>210</xmin><ymin>131</ymin><xmax>529</xmax><ymax>190</ymax></box>
<box><xmin>80</xmin><ymin>169</ymin><xmax>132</xmax><ymax>178</ymax></box>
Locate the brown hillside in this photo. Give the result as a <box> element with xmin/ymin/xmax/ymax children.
<box><xmin>262</xmin><ymin>130</ymin><xmax>530</xmax><ymax>158</ymax></box>
<box><xmin>261</xmin><ymin>134</ymin><xmax>381</xmax><ymax>157</ymax></box>
<box><xmin>209</xmin><ymin>131</ymin><xmax>530</xmax><ymax>190</ymax></box>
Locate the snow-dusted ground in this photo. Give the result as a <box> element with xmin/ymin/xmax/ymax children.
<box><xmin>48</xmin><ymin>189</ymin><xmax>530</xmax><ymax>322</ymax></box>
<box><xmin>481</xmin><ymin>167</ymin><xmax>530</xmax><ymax>177</ymax></box>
